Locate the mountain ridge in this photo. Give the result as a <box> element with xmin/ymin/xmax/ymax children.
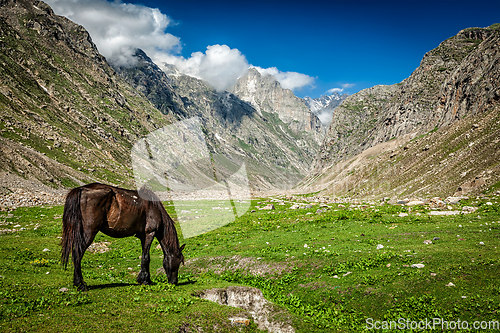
<box><xmin>302</xmin><ymin>24</ymin><xmax>500</xmax><ymax>198</ymax></box>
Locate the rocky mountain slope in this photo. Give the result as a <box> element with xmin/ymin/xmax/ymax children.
<box><xmin>115</xmin><ymin>52</ymin><xmax>324</xmax><ymax>190</ymax></box>
<box><xmin>0</xmin><ymin>0</ymin><xmax>331</xmax><ymax>197</ymax></box>
<box><xmin>0</xmin><ymin>0</ymin><xmax>173</xmax><ymax>194</ymax></box>
<box><xmin>230</xmin><ymin>68</ymin><xmax>325</xmax><ymax>144</ymax></box>
<box><xmin>302</xmin><ymin>24</ymin><xmax>500</xmax><ymax>198</ymax></box>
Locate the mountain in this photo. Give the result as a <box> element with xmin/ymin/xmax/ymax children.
<box><xmin>230</xmin><ymin>68</ymin><xmax>325</xmax><ymax>144</ymax></box>
<box><xmin>112</xmin><ymin>51</ymin><xmax>324</xmax><ymax>191</ymax></box>
<box><xmin>303</xmin><ymin>92</ymin><xmax>348</xmax><ymax>125</ymax></box>
<box><xmin>301</xmin><ymin>24</ymin><xmax>500</xmax><ymax>199</ymax></box>
<box><xmin>0</xmin><ymin>0</ymin><xmax>173</xmax><ymax>193</ymax></box>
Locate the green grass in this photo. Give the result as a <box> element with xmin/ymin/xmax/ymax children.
<box><xmin>1</xmin><ymin>196</ymin><xmax>499</xmax><ymax>332</ymax></box>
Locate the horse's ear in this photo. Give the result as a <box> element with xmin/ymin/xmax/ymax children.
<box><xmin>180</xmin><ymin>243</ymin><xmax>186</xmax><ymax>251</ymax></box>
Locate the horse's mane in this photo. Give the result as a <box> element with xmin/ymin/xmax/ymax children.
<box><xmin>139</xmin><ymin>187</ymin><xmax>180</xmax><ymax>255</ymax></box>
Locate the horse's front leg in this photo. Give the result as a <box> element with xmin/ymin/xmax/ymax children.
<box><xmin>137</xmin><ymin>232</ymin><xmax>154</xmax><ymax>285</ymax></box>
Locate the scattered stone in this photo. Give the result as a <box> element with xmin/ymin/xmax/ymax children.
<box><xmin>376</xmin><ymin>244</ymin><xmax>384</xmax><ymax>250</ymax></box>
<box><xmin>59</xmin><ymin>287</ymin><xmax>69</xmax><ymax>293</ymax></box>
<box><xmin>429</xmin><ymin>211</ymin><xmax>461</xmax><ymax>216</ymax></box>
<box><xmin>430</xmin><ymin>273</ymin><xmax>437</xmax><ymax>277</ymax></box>
<box><xmin>462</xmin><ymin>206</ymin><xmax>478</xmax><ymax>213</ymax></box>
<box><xmin>305</xmin><ymin>204</ymin><xmax>313</xmax><ymax>209</ymax></box>
<box><xmin>398</xmin><ymin>213</ymin><xmax>409</xmax><ymax>217</ymax></box>
<box><xmin>342</xmin><ymin>271</ymin><xmax>352</xmax><ymax>277</ymax></box>
<box><xmin>396</xmin><ymin>200</ymin><xmax>408</xmax><ymax>205</ymax></box>
<box><xmin>406</xmin><ymin>200</ymin><xmax>425</xmax><ymax>206</ymax></box>
<box><xmin>87</xmin><ymin>241</ymin><xmax>111</xmax><ymax>253</ymax></box>
<box><xmin>386</xmin><ymin>264</ymin><xmax>391</xmax><ymax>268</ymax></box>
<box><xmin>251</xmin><ymin>210</ymin><xmax>256</xmax><ymax>213</ymax></box>
<box><xmin>445</xmin><ymin>196</ymin><xmax>468</xmax><ymax>204</ymax></box>
<box><xmin>446</xmin><ymin>282</ymin><xmax>455</xmax><ymax>287</ymax></box>
<box><xmin>260</xmin><ymin>204</ymin><xmax>275</xmax><ymax>210</ymax></box>
<box><xmin>486</xmin><ymin>202</ymin><xmax>493</xmax><ymax>206</ymax></box>
<box><xmin>229</xmin><ymin>317</ymin><xmax>250</xmax><ymax>327</ymax></box>
<box><xmin>433</xmin><ymin>237</ymin><xmax>440</xmax><ymax>241</ymax></box>
<box><xmin>429</xmin><ymin>197</ymin><xmax>446</xmax><ymax>209</ymax></box>
<box><xmin>479</xmin><ymin>242</ymin><xmax>484</xmax><ymax>245</ymax></box>
<box><xmin>43</xmin><ymin>248</ymin><xmax>50</xmax><ymax>252</ymax></box>
<box><xmin>316</xmin><ymin>209</ymin><xmax>324</xmax><ymax>214</ymax></box>
<box><xmin>423</xmin><ymin>240</ymin><xmax>432</xmax><ymax>245</ymax></box>
<box><xmin>411</xmin><ymin>264</ymin><xmax>425</xmax><ymax>268</ymax></box>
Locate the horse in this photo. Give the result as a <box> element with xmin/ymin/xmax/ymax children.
<box><xmin>61</xmin><ymin>182</ymin><xmax>185</xmax><ymax>291</ymax></box>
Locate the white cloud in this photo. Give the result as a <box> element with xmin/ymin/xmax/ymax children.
<box><xmin>316</xmin><ymin>109</ymin><xmax>335</xmax><ymax>126</ymax></box>
<box><xmin>252</xmin><ymin>66</ymin><xmax>315</xmax><ymax>91</ymax></box>
<box><xmin>158</xmin><ymin>45</ymin><xmax>249</xmax><ymax>91</ymax></box>
<box><xmin>45</xmin><ymin>0</ymin><xmax>181</xmax><ymax>67</ymax></box>
<box><xmin>326</xmin><ymin>88</ymin><xmax>344</xmax><ymax>94</ymax></box>
<box><xmin>45</xmin><ymin>0</ymin><xmax>313</xmax><ymax>93</ymax></box>
<box><xmin>326</xmin><ymin>83</ymin><xmax>355</xmax><ymax>94</ymax></box>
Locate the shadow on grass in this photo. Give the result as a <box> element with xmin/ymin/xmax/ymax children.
<box><xmin>177</xmin><ymin>280</ymin><xmax>196</xmax><ymax>286</ymax></box>
<box><xmin>88</xmin><ymin>282</ymin><xmax>134</xmax><ymax>290</ymax></box>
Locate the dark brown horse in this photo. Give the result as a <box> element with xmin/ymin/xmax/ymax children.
<box><xmin>61</xmin><ymin>183</ymin><xmax>185</xmax><ymax>291</ymax></box>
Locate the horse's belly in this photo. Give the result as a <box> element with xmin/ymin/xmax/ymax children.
<box><xmin>103</xmin><ymin>199</ymin><xmax>144</xmax><ymax>237</ymax></box>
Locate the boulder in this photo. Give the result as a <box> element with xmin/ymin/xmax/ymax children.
<box><xmin>406</xmin><ymin>200</ymin><xmax>425</xmax><ymax>206</ymax></box>
<box><xmin>260</xmin><ymin>204</ymin><xmax>275</xmax><ymax>210</ymax></box>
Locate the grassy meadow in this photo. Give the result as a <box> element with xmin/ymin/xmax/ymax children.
<box><xmin>0</xmin><ymin>195</ymin><xmax>499</xmax><ymax>332</ymax></box>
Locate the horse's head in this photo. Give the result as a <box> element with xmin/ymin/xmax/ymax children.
<box><xmin>165</xmin><ymin>243</ymin><xmax>185</xmax><ymax>284</ymax></box>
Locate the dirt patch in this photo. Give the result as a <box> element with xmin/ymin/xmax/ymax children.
<box><xmin>183</xmin><ymin>255</ymin><xmax>292</xmax><ymax>276</ymax></box>
<box><xmin>197</xmin><ymin>286</ymin><xmax>294</xmax><ymax>333</ymax></box>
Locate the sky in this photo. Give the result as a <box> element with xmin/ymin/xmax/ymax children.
<box><xmin>45</xmin><ymin>0</ymin><xmax>500</xmax><ymax>98</ymax></box>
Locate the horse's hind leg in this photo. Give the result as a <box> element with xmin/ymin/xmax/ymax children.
<box><xmin>73</xmin><ymin>229</ymin><xmax>99</xmax><ymax>291</ymax></box>
<box><xmin>137</xmin><ymin>232</ymin><xmax>154</xmax><ymax>285</ymax></box>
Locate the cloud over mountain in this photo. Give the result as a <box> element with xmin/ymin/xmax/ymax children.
<box><xmin>45</xmin><ymin>0</ymin><xmax>181</xmax><ymax>67</ymax></box>
<box><xmin>252</xmin><ymin>66</ymin><xmax>315</xmax><ymax>91</ymax></box>
<box><xmin>46</xmin><ymin>0</ymin><xmax>315</xmax><ymax>92</ymax></box>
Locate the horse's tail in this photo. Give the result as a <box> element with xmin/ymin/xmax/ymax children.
<box><xmin>61</xmin><ymin>187</ymin><xmax>85</xmax><ymax>269</ymax></box>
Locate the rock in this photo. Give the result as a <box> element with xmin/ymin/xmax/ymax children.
<box><xmin>59</xmin><ymin>287</ymin><xmax>69</xmax><ymax>292</ymax></box>
<box><xmin>429</xmin><ymin>197</ymin><xmax>446</xmax><ymax>209</ymax></box>
<box><xmin>429</xmin><ymin>211</ymin><xmax>461</xmax><ymax>216</ymax></box>
<box><xmin>411</xmin><ymin>264</ymin><xmax>425</xmax><ymax>268</ymax></box>
<box><xmin>397</xmin><ymin>200</ymin><xmax>408</xmax><ymax>205</ymax></box>
<box><xmin>423</xmin><ymin>240</ymin><xmax>432</xmax><ymax>244</ymax></box>
<box><xmin>433</xmin><ymin>237</ymin><xmax>440</xmax><ymax>241</ymax></box>
<box><xmin>479</xmin><ymin>242</ymin><xmax>484</xmax><ymax>245</ymax></box>
<box><xmin>289</xmin><ymin>204</ymin><xmax>300</xmax><ymax>210</ymax></box>
<box><xmin>430</xmin><ymin>273</ymin><xmax>437</xmax><ymax>276</ymax></box>
<box><xmin>342</xmin><ymin>271</ymin><xmax>352</xmax><ymax>277</ymax></box>
<box><xmin>446</xmin><ymin>282</ymin><xmax>455</xmax><ymax>287</ymax></box>
<box><xmin>260</xmin><ymin>204</ymin><xmax>275</xmax><ymax>210</ymax></box>
<box><xmin>445</xmin><ymin>196</ymin><xmax>468</xmax><ymax>204</ymax></box>
<box><xmin>316</xmin><ymin>209</ymin><xmax>324</xmax><ymax>214</ymax></box>
<box><xmin>486</xmin><ymin>202</ymin><xmax>493</xmax><ymax>206</ymax></box>
<box><xmin>406</xmin><ymin>200</ymin><xmax>425</xmax><ymax>206</ymax></box>
<box><xmin>229</xmin><ymin>317</ymin><xmax>250</xmax><ymax>327</ymax></box>
<box><xmin>462</xmin><ymin>206</ymin><xmax>478</xmax><ymax>213</ymax></box>
<box><xmin>305</xmin><ymin>204</ymin><xmax>313</xmax><ymax>209</ymax></box>
<box><xmin>398</xmin><ymin>213</ymin><xmax>409</xmax><ymax>217</ymax></box>
<box><xmin>376</xmin><ymin>244</ymin><xmax>384</xmax><ymax>250</ymax></box>
<box><xmin>42</xmin><ymin>248</ymin><xmax>50</xmax><ymax>252</ymax></box>
<box><xmin>198</xmin><ymin>286</ymin><xmax>295</xmax><ymax>333</ymax></box>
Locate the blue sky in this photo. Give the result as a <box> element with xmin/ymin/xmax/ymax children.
<box><xmin>46</xmin><ymin>0</ymin><xmax>500</xmax><ymax>98</ymax></box>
